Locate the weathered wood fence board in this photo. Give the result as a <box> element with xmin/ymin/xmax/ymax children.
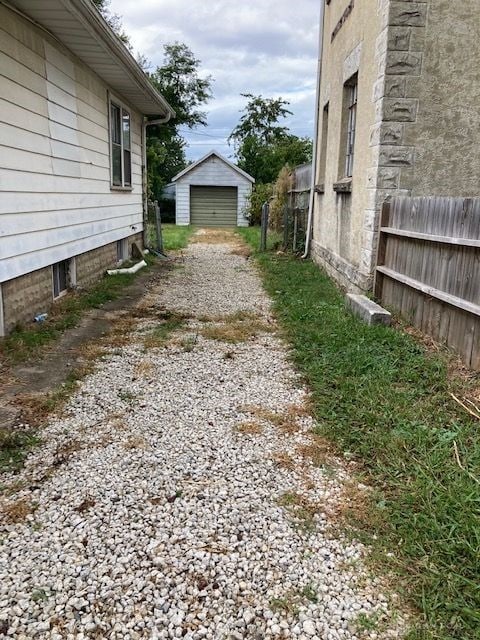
<box><xmin>375</xmin><ymin>196</ymin><xmax>480</xmax><ymax>369</ymax></box>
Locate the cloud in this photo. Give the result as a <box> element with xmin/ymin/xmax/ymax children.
<box><xmin>113</xmin><ymin>0</ymin><xmax>320</xmax><ymax>159</ymax></box>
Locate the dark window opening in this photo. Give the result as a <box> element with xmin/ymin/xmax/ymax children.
<box><xmin>345</xmin><ymin>78</ymin><xmax>357</xmax><ymax>178</ymax></box>
<box><xmin>53</xmin><ymin>260</ymin><xmax>69</xmax><ymax>299</ymax></box>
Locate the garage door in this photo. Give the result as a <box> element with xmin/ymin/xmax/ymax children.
<box><xmin>190</xmin><ymin>186</ymin><xmax>238</xmax><ymax>227</ymax></box>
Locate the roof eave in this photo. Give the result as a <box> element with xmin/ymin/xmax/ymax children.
<box><xmin>66</xmin><ymin>0</ymin><xmax>175</xmax><ymax>118</ymax></box>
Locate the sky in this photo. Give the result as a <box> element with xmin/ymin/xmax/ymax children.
<box><xmin>113</xmin><ymin>0</ymin><xmax>320</xmax><ymax>160</ymax></box>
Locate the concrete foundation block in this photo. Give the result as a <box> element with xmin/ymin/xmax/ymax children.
<box><xmin>346</xmin><ymin>294</ymin><xmax>392</xmax><ymax>326</ymax></box>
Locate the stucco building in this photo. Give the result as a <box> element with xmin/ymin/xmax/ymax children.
<box><xmin>311</xmin><ymin>0</ymin><xmax>480</xmax><ymax>291</ymax></box>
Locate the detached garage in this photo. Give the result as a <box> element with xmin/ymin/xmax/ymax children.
<box><xmin>172</xmin><ymin>151</ymin><xmax>254</xmax><ymax>227</ymax></box>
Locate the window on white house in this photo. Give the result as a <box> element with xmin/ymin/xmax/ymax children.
<box><xmin>345</xmin><ymin>77</ymin><xmax>358</xmax><ymax>178</ymax></box>
<box><xmin>52</xmin><ymin>260</ymin><xmax>70</xmax><ymax>299</ymax></box>
<box><xmin>110</xmin><ymin>102</ymin><xmax>131</xmax><ymax>188</ymax></box>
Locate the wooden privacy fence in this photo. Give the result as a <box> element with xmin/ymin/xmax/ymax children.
<box><xmin>284</xmin><ymin>163</ymin><xmax>311</xmax><ymax>252</ymax></box>
<box><xmin>375</xmin><ymin>196</ymin><xmax>480</xmax><ymax>369</ymax></box>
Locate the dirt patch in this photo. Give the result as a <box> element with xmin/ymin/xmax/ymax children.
<box><xmin>201</xmin><ymin>312</ymin><xmax>274</xmax><ymax>344</ymax></box>
<box><xmin>0</xmin><ymin>262</ymin><xmax>171</xmax><ymax>431</ymax></box>
<box><xmin>241</xmin><ymin>404</ymin><xmax>307</xmax><ymax>434</ymax></box>
<box><xmin>191</xmin><ymin>229</ymin><xmax>236</xmax><ymax>244</ymax></box>
<box><xmin>1</xmin><ymin>497</ymin><xmax>34</xmax><ymax>524</ymax></box>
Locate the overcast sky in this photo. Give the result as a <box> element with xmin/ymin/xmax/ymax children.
<box><xmin>113</xmin><ymin>0</ymin><xmax>320</xmax><ymax>160</ymax></box>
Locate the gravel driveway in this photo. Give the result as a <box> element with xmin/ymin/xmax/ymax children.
<box><xmin>0</xmin><ymin>230</ymin><xmax>405</xmax><ymax>639</ymax></box>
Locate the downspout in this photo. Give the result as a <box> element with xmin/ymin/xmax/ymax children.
<box><xmin>142</xmin><ymin>113</ymin><xmax>172</xmax><ymax>247</ymax></box>
<box><xmin>302</xmin><ymin>0</ymin><xmax>326</xmax><ymax>259</ymax></box>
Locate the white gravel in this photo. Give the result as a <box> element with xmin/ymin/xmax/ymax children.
<box><xmin>0</xmin><ymin>233</ymin><xmax>406</xmax><ymax>639</ymax></box>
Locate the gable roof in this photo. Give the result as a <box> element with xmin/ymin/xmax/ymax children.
<box><xmin>172</xmin><ymin>151</ymin><xmax>255</xmax><ymax>183</ymax></box>
<box><xmin>7</xmin><ymin>0</ymin><xmax>174</xmax><ymax>118</ymax></box>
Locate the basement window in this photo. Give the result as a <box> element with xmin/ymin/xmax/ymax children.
<box><xmin>116</xmin><ymin>238</ymin><xmax>129</xmax><ymax>263</ymax></box>
<box><xmin>52</xmin><ymin>259</ymin><xmax>70</xmax><ymax>299</ymax></box>
<box><xmin>110</xmin><ymin>101</ymin><xmax>132</xmax><ymax>188</ymax></box>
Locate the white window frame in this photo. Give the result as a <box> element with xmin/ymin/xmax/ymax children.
<box><xmin>108</xmin><ymin>94</ymin><xmax>132</xmax><ymax>190</ymax></box>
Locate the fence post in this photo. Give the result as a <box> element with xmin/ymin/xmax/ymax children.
<box><xmin>373</xmin><ymin>199</ymin><xmax>391</xmax><ymax>301</ymax></box>
<box><xmin>260</xmin><ymin>202</ymin><xmax>269</xmax><ymax>251</ymax></box>
<box><xmin>154</xmin><ymin>200</ymin><xmax>164</xmax><ymax>254</ymax></box>
<box><xmin>283</xmin><ymin>202</ymin><xmax>289</xmax><ymax>251</ymax></box>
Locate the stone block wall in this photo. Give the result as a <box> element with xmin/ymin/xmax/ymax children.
<box><xmin>1</xmin><ymin>232</ymin><xmax>144</xmax><ymax>334</ymax></box>
<box><xmin>2</xmin><ymin>266</ymin><xmax>54</xmax><ymax>333</ymax></box>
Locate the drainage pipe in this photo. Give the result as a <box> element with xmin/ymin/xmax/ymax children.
<box><xmin>107</xmin><ymin>260</ymin><xmax>147</xmax><ymax>276</ymax></box>
<box><xmin>302</xmin><ymin>0</ymin><xmax>326</xmax><ymax>259</ymax></box>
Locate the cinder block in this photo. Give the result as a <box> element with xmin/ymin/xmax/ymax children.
<box><xmin>346</xmin><ymin>294</ymin><xmax>392</xmax><ymax>326</ymax></box>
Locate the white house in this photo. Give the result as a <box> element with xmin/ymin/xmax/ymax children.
<box><xmin>0</xmin><ymin>0</ymin><xmax>173</xmax><ymax>336</ymax></box>
<box><xmin>172</xmin><ymin>151</ymin><xmax>254</xmax><ymax>227</ymax></box>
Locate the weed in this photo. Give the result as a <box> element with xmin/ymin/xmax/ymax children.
<box><xmin>0</xmin><ymin>429</ymin><xmax>39</xmax><ymax>473</ymax></box>
<box><xmin>354</xmin><ymin>611</ymin><xmax>381</xmax><ymax>634</ymax></box>
<box><xmin>200</xmin><ymin>311</ymin><xmax>273</xmax><ymax>344</ymax></box>
<box><xmin>31</xmin><ymin>589</ymin><xmax>49</xmax><ymax>603</ymax></box>
<box><xmin>301</xmin><ymin>584</ymin><xmax>318</xmax><ymax>603</ymax></box>
<box><xmin>118</xmin><ymin>390</ymin><xmax>136</xmax><ymax>403</ymax></box>
<box><xmin>240</xmin><ymin>226</ymin><xmax>480</xmax><ymax>638</ymax></box>
<box><xmin>1</xmin><ymin>497</ymin><xmax>33</xmax><ymax>523</ymax></box>
<box><xmin>269</xmin><ymin>597</ymin><xmax>297</xmax><ymax>615</ymax></box>
<box><xmin>75</xmin><ymin>497</ymin><xmax>96</xmax><ymax>513</ymax></box>
<box><xmin>123</xmin><ymin>436</ymin><xmax>148</xmax><ymax>450</ymax></box>
<box><xmin>241</xmin><ymin>405</ymin><xmax>301</xmax><ymax>434</ymax></box>
<box><xmin>277</xmin><ymin>491</ymin><xmax>319</xmax><ymax>532</ymax></box>
<box><xmin>143</xmin><ymin>312</ymin><xmax>188</xmax><ymax>348</ymax></box>
<box><xmin>272</xmin><ymin>451</ymin><xmax>296</xmax><ymax>470</ymax></box>
<box><xmin>235</xmin><ymin>421</ymin><xmax>263</xmax><ymax>435</ymax></box>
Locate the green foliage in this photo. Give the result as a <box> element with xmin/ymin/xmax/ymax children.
<box><xmin>146</xmin><ymin>43</ymin><xmax>213</xmax><ymax>201</ymax></box>
<box><xmin>239</xmin><ymin>227</ymin><xmax>480</xmax><ymax>640</ymax></box>
<box><xmin>229</xmin><ymin>94</ymin><xmax>292</xmax><ymax>145</ymax></box>
<box><xmin>90</xmin><ymin>0</ymin><xmax>131</xmax><ymax>47</ymax></box>
<box><xmin>229</xmin><ymin>94</ymin><xmax>312</xmax><ymax>184</ymax></box>
<box><xmin>148</xmin><ymin>224</ymin><xmax>196</xmax><ymax>251</ymax></box>
<box><xmin>0</xmin><ymin>429</ymin><xmax>39</xmax><ymax>473</ymax></box>
<box><xmin>244</xmin><ymin>183</ymin><xmax>274</xmax><ymax>225</ymax></box>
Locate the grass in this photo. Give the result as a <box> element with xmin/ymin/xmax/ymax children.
<box><xmin>0</xmin><ymin>256</ymin><xmax>156</xmax><ymax>365</ymax></box>
<box><xmin>148</xmin><ymin>223</ymin><xmax>195</xmax><ymax>251</ymax></box>
<box><xmin>143</xmin><ymin>311</ymin><xmax>188</xmax><ymax>348</ymax></box>
<box><xmin>200</xmin><ymin>311</ymin><xmax>273</xmax><ymax>344</ymax></box>
<box><xmin>0</xmin><ymin>428</ymin><xmax>39</xmax><ymax>473</ymax></box>
<box><xmin>239</xmin><ymin>226</ymin><xmax>480</xmax><ymax>640</ymax></box>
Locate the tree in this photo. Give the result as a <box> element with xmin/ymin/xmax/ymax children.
<box><xmin>229</xmin><ymin>94</ymin><xmax>292</xmax><ymax>146</ymax></box>
<box><xmin>229</xmin><ymin>94</ymin><xmax>312</xmax><ymax>185</ymax></box>
<box><xmin>90</xmin><ymin>0</ymin><xmax>131</xmax><ymax>47</ymax></box>
<box><xmin>146</xmin><ymin>43</ymin><xmax>213</xmax><ymax>201</ymax></box>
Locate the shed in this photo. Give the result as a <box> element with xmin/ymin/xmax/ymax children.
<box><xmin>172</xmin><ymin>151</ymin><xmax>254</xmax><ymax>227</ymax></box>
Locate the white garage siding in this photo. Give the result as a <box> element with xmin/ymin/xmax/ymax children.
<box><xmin>0</xmin><ymin>4</ymin><xmax>144</xmax><ymax>284</ymax></box>
<box><xmin>173</xmin><ymin>152</ymin><xmax>254</xmax><ymax>227</ymax></box>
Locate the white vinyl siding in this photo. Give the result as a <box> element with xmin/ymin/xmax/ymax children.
<box><xmin>174</xmin><ymin>155</ymin><xmax>252</xmax><ymax>227</ymax></box>
<box><xmin>0</xmin><ymin>5</ymin><xmax>144</xmax><ymax>284</ymax></box>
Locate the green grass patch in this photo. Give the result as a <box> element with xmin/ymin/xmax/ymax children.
<box><xmin>0</xmin><ymin>259</ymin><xmax>155</xmax><ymax>365</ymax></box>
<box><xmin>148</xmin><ymin>223</ymin><xmax>195</xmax><ymax>251</ymax></box>
<box><xmin>237</xmin><ymin>226</ymin><xmax>283</xmax><ymax>252</ymax></box>
<box><xmin>143</xmin><ymin>311</ymin><xmax>188</xmax><ymax>348</ymax></box>
<box><xmin>240</xmin><ymin>227</ymin><xmax>480</xmax><ymax>640</ymax></box>
<box><xmin>0</xmin><ymin>428</ymin><xmax>39</xmax><ymax>473</ymax></box>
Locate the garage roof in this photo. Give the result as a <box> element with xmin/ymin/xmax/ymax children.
<box><xmin>172</xmin><ymin>151</ymin><xmax>255</xmax><ymax>183</ymax></box>
<box><xmin>6</xmin><ymin>0</ymin><xmax>175</xmax><ymax>117</ymax></box>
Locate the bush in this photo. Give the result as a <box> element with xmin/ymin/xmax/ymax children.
<box><xmin>244</xmin><ymin>183</ymin><xmax>273</xmax><ymax>225</ymax></box>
